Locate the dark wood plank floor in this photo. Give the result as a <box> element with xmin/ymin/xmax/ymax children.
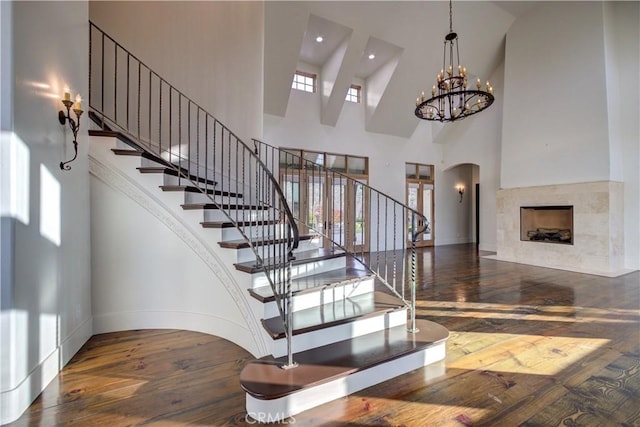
<box><xmin>7</xmin><ymin>244</ymin><xmax>639</xmax><ymax>426</ymax></box>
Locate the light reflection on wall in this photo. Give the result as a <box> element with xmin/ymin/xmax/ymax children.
<box><xmin>39</xmin><ymin>164</ymin><xmax>60</xmax><ymax>246</ymax></box>
<box><xmin>0</xmin><ymin>131</ymin><xmax>30</xmax><ymax>225</ymax></box>
<box><xmin>0</xmin><ymin>309</ymin><xmax>28</xmax><ymax>394</ymax></box>
<box><xmin>161</xmin><ymin>144</ymin><xmax>189</xmax><ymax>164</ymax></box>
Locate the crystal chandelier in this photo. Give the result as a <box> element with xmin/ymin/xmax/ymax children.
<box><xmin>415</xmin><ymin>0</ymin><xmax>494</xmax><ymax>122</ymax></box>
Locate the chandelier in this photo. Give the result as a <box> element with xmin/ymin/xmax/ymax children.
<box><xmin>415</xmin><ymin>0</ymin><xmax>494</xmax><ymax>122</ymax></box>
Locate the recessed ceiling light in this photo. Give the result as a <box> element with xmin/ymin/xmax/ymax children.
<box><xmin>316</xmin><ymin>36</ymin><xmax>324</xmax><ymax>43</ymax></box>
<box><xmin>368</xmin><ymin>54</ymin><xmax>376</xmax><ymax>60</ymax></box>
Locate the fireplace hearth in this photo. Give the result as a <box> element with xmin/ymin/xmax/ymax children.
<box><xmin>520</xmin><ymin>206</ymin><xmax>573</xmax><ymax>245</ymax></box>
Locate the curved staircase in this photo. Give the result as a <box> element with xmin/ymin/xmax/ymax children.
<box><xmin>88</xmin><ymin>21</ymin><xmax>449</xmax><ymax>422</ymax></box>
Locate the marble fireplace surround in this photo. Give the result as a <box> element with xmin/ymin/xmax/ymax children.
<box><xmin>492</xmin><ymin>181</ymin><xmax>626</xmax><ymax>277</ymax></box>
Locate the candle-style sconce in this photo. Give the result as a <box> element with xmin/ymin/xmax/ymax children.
<box><xmin>457</xmin><ymin>185</ymin><xmax>465</xmax><ymax>203</ymax></box>
<box><xmin>59</xmin><ymin>87</ymin><xmax>83</xmax><ymax>170</ymax></box>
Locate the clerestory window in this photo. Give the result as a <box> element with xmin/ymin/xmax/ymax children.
<box><xmin>292</xmin><ymin>71</ymin><xmax>316</xmax><ymax>93</ymax></box>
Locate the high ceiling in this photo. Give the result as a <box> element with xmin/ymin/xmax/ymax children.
<box><xmin>264</xmin><ymin>1</ymin><xmax>537</xmax><ymax>138</ymax></box>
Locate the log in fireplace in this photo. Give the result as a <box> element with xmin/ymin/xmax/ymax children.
<box><xmin>520</xmin><ymin>205</ymin><xmax>573</xmax><ymax>245</ymax></box>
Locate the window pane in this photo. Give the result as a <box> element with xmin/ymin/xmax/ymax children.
<box><xmin>303</xmin><ymin>151</ymin><xmax>323</xmax><ymax>167</ymax></box>
<box><xmin>406</xmin><ymin>163</ymin><xmax>417</xmax><ymax>178</ymax></box>
<box><xmin>325</xmin><ymin>154</ymin><xmax>346</xmax><ymax>173</ymax></box>
<box><xmin>345</xmin><ymin>86</ymin><xmax>360</xmax><ymax>103</ymax></box>
<box><xmin>347</xmin><ymin>156</ymin><xmax>366</xmax><ymax>174</ymax></box>
<box><xmin>418</xmin><ymin>165</ymin><xmax>432</xmax><ymax>180</ymax></box>
<box><xmin>292</xmin><ymin>72</ymin><xmax>316</xmax><ymax>93</ymax></box>
<box><xmin>280</xmin><ymin>149</ymin><xmax>301</xmax><ymax>168</ymax></box>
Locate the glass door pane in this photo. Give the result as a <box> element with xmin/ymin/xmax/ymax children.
<box><xmin>422</xmin><ymin>184</ymin><xmax>433</xmax><ymax>241</ymax></box>
<box><xmin>351</xmin><ymin>179</ymin><xmax>368</xmax><ymax>251</ymax></box>
<box><xmin>406</xmin><ymin>180</ymin><xmax>433</xmax><ymax>247</ymax></box>
<box><xmin>330</xmin><ymin>177</ymin><xmax>346</xmax><ymax>248</ymax></box>
<box><xmin>307</xmin><ymin>174</ymin><xmax>324</xmax><ymax>236</ymax></box>
<box><xmin>407</xmin><ymin>182</ymin><xmax>419</xmax><ymax>241</ymax></box>
<box><xmin>281</xmin><ymin>173</ymin><xmax>302</xmax><ymax>227</ymax></box>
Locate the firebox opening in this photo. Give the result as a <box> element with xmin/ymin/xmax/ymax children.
<box><xmin>520</xmin><ymin>205</ymin><xmax>573</xmax><ymax>245</ymax></box>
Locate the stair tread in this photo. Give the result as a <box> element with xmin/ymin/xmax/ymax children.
<box><xmin>249</xmin><ymin>267</ymin><xmax>373</xmax><ymax>302</ymax></box>
<box><xmin>111</xmin><ymin>148</ymin><xmax>144</xmax><ymax>156</ymax></box>
<box><xmin>261</xmin><ymin>291</ymin><xmax>405</xmax><ymax>339</ymax></box>
<box><xmin>218</xmin><ymin>234</ymin><xmax>316</xmax><ymax>249</ymax></box>
<box><xmin>181</xmin><ymin>202</ymin><xmax>270</xmax><ymax>211</ymax></box>
<box><xmin>161</xmin><ymin>185</ymin><xmax>242</xmax><ymax>198</ymax></box>
<box><xmin>240</xmin><ymin>319</ymin><xmax>449</xmax><ymax>400</ymax></box>
<box><xmin>201</xmin><ymin>220</ymin><xmax>280</xmax><ymax>229</ymax></box>
<box><xmin>91</xmin><ymin>115</ymin><xmax>219</xmax><ymax>191</ymax></box>
<box><xmin>234</xmin><ymin>248</ymin><xmax>345</xmax><ymax>274</ymax></box>
<box><xmin>89</xmin><ymin>121</ymin><xmax>146</xmax><ymax>153</ymax></box>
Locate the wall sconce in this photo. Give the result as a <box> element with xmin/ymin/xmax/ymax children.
<box><xmin>59</xmin><ymin>87</ymin><xmax>83</xmax><ymax>170</ymax></box>
<box><xmin>457</xmin><ymin>185</ymin><xmax>465</xmax><ymax>203</ymax></box>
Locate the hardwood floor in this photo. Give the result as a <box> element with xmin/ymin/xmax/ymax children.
<box><xmin>7</xmin><ymin>244</ymin><xmax>639</xmax><ymax>426</ymax></box>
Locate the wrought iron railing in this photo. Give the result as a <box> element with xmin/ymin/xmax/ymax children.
<box><xmin>253</xmin><ymin>140</ymin><xmax>429</xmax><ymax>331</ymax></box>
<box><xmin>88</xmin><ymin>22</ymin><xmax>300</xmax><ymax>368</ymax></box>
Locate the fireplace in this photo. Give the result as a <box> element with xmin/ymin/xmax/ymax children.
<box><xmin>496</xmin><ymin>182</ymin><xmax>624</xmax><ymax>276</ymax></box>
<box><xmin>520</xmin><ymin>205</ymin><xmax>573</xmax><ymax>245</ymax></box>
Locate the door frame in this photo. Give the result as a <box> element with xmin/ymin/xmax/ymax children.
<box><xmin>405</xmin><ymin>162</ymin><xmax>435</xmax><ymax>248</ymax></box>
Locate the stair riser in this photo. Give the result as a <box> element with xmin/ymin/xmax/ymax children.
<box><xmin>220</xmin><ymin>224</ymin><xmax>286</xmax><ymax>242</ymax></box>
<box><xmin>184</xmin><ymin>191</ymin><xmax>244</xmax><ymax>206</ymax></box>
<box><xmin>233</xmin><ymin>238</ymin><xmax>322</xmax><ymax>263</ymax></box>
<box><xmin>162</xmin><ymin>174</ymin><xmax>217</xmax><ymax>187</ymax></box>
<box><xmin>248</xmin><ymin>255</ymin><xmax>346</xmax><ymax>289</ymax></box>
<box><xmin>203</xmin><ymin>209</ymin><xmax>273</xmax><ymax>223</ymax></box>
<box><xmin>114</xmin><ymin>137</ymin><xmax>140</xmax><ymax>151</ymax></box>
<box><xmin>246</xmin><ymin>341</ymin><xmax>446</xmax><ymax>421</ymax></box>
<box><xmin>270</xmin><ymin>308</ymin><xmax>407</xmax><ymax>358</ymax></box>
<box><xmin>139</xmin><ymin>154</ymin><xmax>168</xmax><ymax>168</ymax></box>
<box><xmin>261</xmin><ymin>278</ymin><xmax>375</xmax><ymax>319</ymax></box>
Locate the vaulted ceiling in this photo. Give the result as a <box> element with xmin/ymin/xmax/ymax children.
<box><xmin>264</xmin><ymin>1</ymin><xmax>536</xmax><ymax>138</ymax></box>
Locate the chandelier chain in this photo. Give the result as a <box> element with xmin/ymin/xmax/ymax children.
<box><xmin>449</xmin><ymin>0</ymin><xmax>453</xmax><ymax>33</ymax></box>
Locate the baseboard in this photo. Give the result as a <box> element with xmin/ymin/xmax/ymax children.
<box><xmin>0</xmin><ymin>316</ymin><xmax>92</xmax><ymax>425</ymax></box>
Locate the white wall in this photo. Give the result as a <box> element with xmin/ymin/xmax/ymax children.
<box><xmin>501</xmin><ymin>2</ymin><xmax>610</xmax><ymax>188</ymax></box>
<box><xmin>89</xmin><ymin>1</ymin><xmax>264</xmax><ymax>143</ymax></box>
<box><xmin>603</xmin><ymin>2</ymin><xmax>640</xmax><ymax>269</ymax></box>
<box><xmin>437</xmin><ymin>164</ymin><xmax>474</xmax><ymax>246</ymax></box>
<box><xmin>437</xmin><ymin>61</ymin><xmax>504</xmax><ymax>252</ymax></box>
<box><xmin>500</xmin><ymin>2</ymin><xmax>639</xmax><ymax>270</ymax></box>
<box><xmin>0</xmin><ymin>2</ymin><xmax>91</xmax><ymax>424</ymax></box>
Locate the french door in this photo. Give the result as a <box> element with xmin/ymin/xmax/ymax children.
<box><xmin>406</xmin><ymin>180</ymin><xmax>434</xmax><ymax>247</ymax></box>
<box><xmin>280</xmin><ymin>171</ymin><xmax>369</xmax><ymax>252</ymax></box>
